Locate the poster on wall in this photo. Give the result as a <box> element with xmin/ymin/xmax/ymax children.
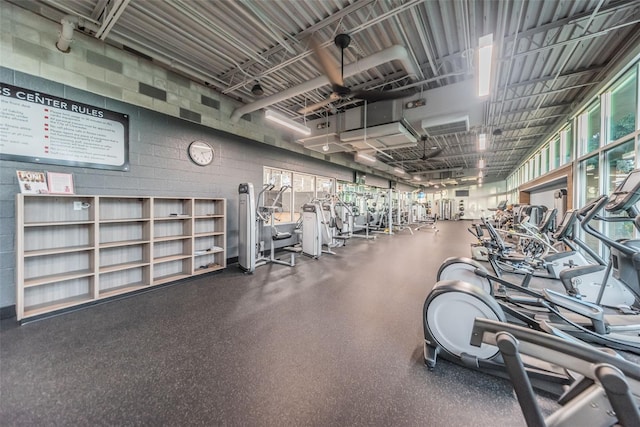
<box><xmin>0</xmin><ymin>83</ymin><xmax>129</xmax><ymax>171</ymax></box>
<box><xmin>16</xmin><ymin>170</ymin><xmax>48</xmax><ymax>194</ymax></box>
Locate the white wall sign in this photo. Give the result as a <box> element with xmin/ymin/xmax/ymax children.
<box><xmin>0</xmin><ymin>83</ymin><xmax>129</xmax><ymax>170</ymax></box>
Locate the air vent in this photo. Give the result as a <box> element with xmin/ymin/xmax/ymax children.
<box><xmin>421</xmin><ymin>115</ymin><xmax>469</xmax><ymax>137</ymax></box>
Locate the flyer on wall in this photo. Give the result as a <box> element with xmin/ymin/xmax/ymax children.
<box><xmin>47</xmin><ymin>172</ymin><xmax>75</xmax><ymax>194</ymax></box>
<box><xmin>16</xmin><ymin>170</ymin><xmax>49</xmax><ymax>194</ymax></box>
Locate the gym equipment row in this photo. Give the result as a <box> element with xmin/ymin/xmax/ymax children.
<box><xmin>422</xmin><ymin>169</ymin><xmax>640</xmax><ymax>426</ymax></box>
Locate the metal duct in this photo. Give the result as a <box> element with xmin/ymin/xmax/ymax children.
<box><xmin>230</xmin><ymin>45</ymin><xmax>420</xmax><ymax>122</ymax></box>
<box><xmin>56</xmin><ymin>16</ymin><xmax>79</xmax><ymax>52</ymax></box>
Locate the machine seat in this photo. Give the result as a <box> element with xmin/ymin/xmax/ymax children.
<box><xmin>272</xmin><ymin>231</ymin><xmax>292</xmax><ymax>240</ymax></box>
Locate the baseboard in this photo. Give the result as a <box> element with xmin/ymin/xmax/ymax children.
<box><xmin>0</xmin><ymin>305</ymin><xmax>16</xmax><ymax>320</ymax></box>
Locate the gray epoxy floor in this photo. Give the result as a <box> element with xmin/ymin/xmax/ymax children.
<box><xmin>2</xmin><ymin>221</ymin><xmax>539</xmax><ymax>426</ymax></box>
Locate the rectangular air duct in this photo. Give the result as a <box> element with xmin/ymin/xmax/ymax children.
<box><xmin>421</xmin><ymin>115</ymin><xmax>469</xmax><ymax>137</ymax></box>
<box><xmin>340</xmin><ymin>121</ymin><xmax>417</xmax><ymax>151</ymax></box>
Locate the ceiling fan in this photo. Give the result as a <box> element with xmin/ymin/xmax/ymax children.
<box><xmin>402</xmin><ymin>136</ymin><xmax>443</xmax><ymax>163</ymax></box>
<box><xmin>299</xmin><ymin>34</ymin><xmax>416</xmax><ymax>115</ymax></box>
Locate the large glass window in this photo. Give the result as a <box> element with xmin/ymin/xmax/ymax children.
<box><xmin>541</xmin><ymin>145</ymin><xmax>549</xmax><ymax>175</ymax></box>
<box><xmin>551</xmin><ymin>136</ymin><xmax>560</xmax><ymax>169</ymax></box>
<box><xmin>292</xmin><ymin>173</ymin><xmax>315</xmax><ymax>221</ymax></box>
<box><xmin>605</xmin><ymin>139</ymin><xmax>636</xmax><ymax>241</ymax></box>
<box><xmin>582</xmin><ymin>155</ymin><xmax>600</xmax><ymax>204</ymax></box>
<box><xmin>264</xmin><ymin>167</ymin><xmax>335</xmax><ymax>223</ymax></box>
<box><xmin>263</xmin><ymin>168</ymin><xmax>293</xmax><ymax>223</ymax></box>
<box><xmin>562</xmin><ymin>125</ymin><xmax>573</xmax><ymax>165</ymax></box>
<box><xmin>580</xmin><ymin>155</ymin><xmax>601</xmax><ymax>254</ymax></box>
<box><xmin>606</xmin><ymin>139</ymin><xmax>636</xmax><ymax>193</ymax></box>
<box><xmin>609</xmin><ymin>68</ymin><xmax>637</xmax><ymax>142</ymax></box>
<box><xmin>316</xmin><ymin>176</ymin><xmax>334</xmax><ymax>199</ymax></box>
<box><xmin>586</xmin><ymin>102</ymin><xmax>601</xmax><ymax>154</ymax></box>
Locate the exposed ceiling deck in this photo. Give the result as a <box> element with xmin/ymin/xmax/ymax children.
<box><xmin>16</xmin><ymin>0</ymin><xmax>640</xmax><ymax>185</ymax></box>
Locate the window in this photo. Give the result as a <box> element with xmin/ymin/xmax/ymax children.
<box><xmin>561</xmin><ymin>125</ymin><xmax>573</xmax><ymax>165</ymax></box>
<box><xmin>292</xmin><ymin>173</ymin><xmax>315</xmax><ymax>222</ymax></box>
<box><xmin>605</xmin><ymin>139</ymin><xmax>635</xmax><ymax>193</ymax></box>
<box><xmin>609</xmin><ymin>68</ymin><xmax>637</xmax><ymax>142</ymax></box>
<box><xmin>580</xmin><ymin>155</ymin><xmax>601</xmax><ymax>254</ymax></box>
<box><xmin>605</xmin><ymin>139</ymin><xmax>636</xmax><ymax>241</ymax></box>
<box><xmin>582</xmin><ymin>155</ymin><xmax>600</xmax><ymax>204</ymax></box>
<box><xmin>264</xmin><ymin>167</ymin><xmax>335</xmax><ymax>223</ymax></box>
<box><xmin>541</xmin><ymin>145</ymin><xmax>549</xmax><ymax>175</ymax></box>
<box><xmin>263</xmin><ymin>168</ymin><xmax>293</xmax><ymax>223</ymax></box>
<box><xmin>316</xmin><ymin>176</ymin><xmax>334</xmax><ymax>199</ymax></box>
<box><xmin>551</xmin><ymin>136</ymin><xmax>560</xmax><ymax>169</ymax></box>
<box><xmin>587</xmin><ymin>101</ymin><xmax>601</xmax><ymax>154</ymax></box>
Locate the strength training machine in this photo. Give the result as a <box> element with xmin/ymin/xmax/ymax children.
<box><xmin>238</xmin><ymin>183</ymin><xmax>295</xmax><ymax>273</ymax></box>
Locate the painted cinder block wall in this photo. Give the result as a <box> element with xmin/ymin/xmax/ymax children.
<box><xmin>0</xmin><ymin>2</ymin><xmax>388</xmax><ymax>312</ymax></box>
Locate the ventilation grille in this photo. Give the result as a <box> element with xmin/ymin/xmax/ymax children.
<box><xmin>421</xmin><ymin>115</ymin><xmax>469</xmax><ymax>137</ymax></box>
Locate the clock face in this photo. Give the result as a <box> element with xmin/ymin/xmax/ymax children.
<box><xmin>188</xmin><ymin>141</ymin><xmax>214</xmax><ymax>166</ymax></box>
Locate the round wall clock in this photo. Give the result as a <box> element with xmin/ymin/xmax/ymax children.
<box><xmin>188</xmin><ymin>140</ymin><xmax>214</xmax><ymax>166</ymax></box>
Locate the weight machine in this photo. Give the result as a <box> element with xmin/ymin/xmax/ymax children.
<box><xmin>238</xmin><ymin>183</ymin><xmax>295</xmax><ymax>273</ymax></box>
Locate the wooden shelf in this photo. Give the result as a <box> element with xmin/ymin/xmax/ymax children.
<box><xmin>193</xmin><ymin>264</ymin><xmax>224</xmax><ymax>275</ymax></box>
<box><xmin>24</xmin><ymin>245</ymin><xmax>94</xmax><ymax>257</ymax></box>
<box><xmin>100</xmin><ymin>261</ymin><xmax>150</xmax><ymax>274</ymax></box>
<box><xmin>154</xmin><ymin>235</ymin><xmax>191</xmax><ymax>242</ymax></box>
<box><xmin>99</xmin><ymin>218</ymin><xmax>151</xmax><ymax>224</ymax></box>
<box><xmin>24</xmin><ymin>220</ymin><xmax>95</xmax><ymax>227</ymax></box>
<box><xmin>99</xmin><ymin>282</ymin><xmax>147</xmax><ymax>299</ymax></box>
<box><xmin>24</xmin><ymin>269</ymin><xmax>95</xmax><ymax>288</ymax></box>
<box><xmin>194</xmin><ymin>231</ymin><xmax>224</xmax><ymax>237</ymax></box>
<box><xmin>153</xmin><ymin>254</ymin><xmax>191</xmax><ymax>264</ymax></box>
<box><xmin>16</xmin><ymin>195</ymin><xmax>226</xmax><ymax>321</ymax></box>
<box><xmin>100</xmin><ymin>239</ymin><xmax>150</xmax><ymax>249</ymax></box>
<box><xmin>23</xmin><ymin>295</ymin><xmax>93</xmax><ymax>318</ymax></box>
<box><xmin>153</xmin><ymin>273</ymin><xmax>191</xmax><ymax>285</ymax></box>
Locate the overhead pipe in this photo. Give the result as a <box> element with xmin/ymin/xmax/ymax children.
<box><xmin>56</xmin><ymin>16</ymin><xmax>80</xmax><ymax>52</ymax></box>
<box><xmin>230</xmin><ymin>44</ymin><xmax>420</xmax><ymax>123</ymax></box>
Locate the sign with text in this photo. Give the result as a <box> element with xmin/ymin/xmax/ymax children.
<box><xmin>0</xmin><ymin>84</ymin><xmax>129</xmax><ymax>170</ymax></box>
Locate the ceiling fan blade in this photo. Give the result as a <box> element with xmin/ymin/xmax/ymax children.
<box><xmin>298</xmin><ymin>97</ymin><xmax>336</xmax><ymax>114</ymax></box>
<box><xmin>351</xmin><ymin>88</ymin><xmax>417</xmax><ymax>102</ymax></box>
<box><xmin>421</xmin><ymin>148</ymin><xmax>443</xmax><ymax>160</ymax></box>
<box><xmin>309</xmin><ymin>35</ymin><xmax>343</xmax><ymax>87</ymax></box>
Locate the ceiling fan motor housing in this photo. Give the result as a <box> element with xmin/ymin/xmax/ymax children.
<box><xmin>334</xmin><ymin>33</ymin><xmax>351</xmax><ymax>49</ymax></box>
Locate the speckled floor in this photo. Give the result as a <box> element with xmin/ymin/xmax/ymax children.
<box><xmin>2</xmin><ymin>221</ymin><xmax>544</xmax><ymax>426</ymax></box>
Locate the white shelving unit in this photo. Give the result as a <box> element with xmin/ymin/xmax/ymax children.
<box><xmin>15</xmin><ymin>194</ymin><xmax>226</xmax><ymax>321</ymax></box>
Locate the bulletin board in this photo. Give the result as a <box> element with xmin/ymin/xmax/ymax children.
<box><xmin>0</xmin><ymin>83</ymin><xmax>129</xmax><ymax>171</ymax></box>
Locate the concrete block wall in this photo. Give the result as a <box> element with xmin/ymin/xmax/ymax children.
<box><xmin>0</xmin><ymin>2</ymin><xmax>372</xmax><ymax>313</ymax></box>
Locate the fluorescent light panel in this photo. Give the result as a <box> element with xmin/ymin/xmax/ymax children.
<box><xmin>478</xmin><ymin>34</ymin><xmax>493</xmax><ymax>97</ymax></box>
<box><xmin>265</xmin><ymin>110</ymin><xmax>311</xmax><ymax>136</ymax></box>
<box><xmin>478</xmin><ymin>158</ymin><xmax>486</xmax><ymax>169</ymax></box>
<box><xmin>478</xmin><ymin>133</ymin><xmax>487</xmax><ymax>151</ymax></box>
<box><xmin>355</xmin><ymin>152</ymin><xmax>376</xmax><ymax>163</ymax></box>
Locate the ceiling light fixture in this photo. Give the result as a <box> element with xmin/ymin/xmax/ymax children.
<box><xmin>394</xmin><ymin>167</ymin><xmax>406</xmax><ymax>175</ymax></box>
<box><xmin>478</xmin><ymin>158</ymin><xmax>486</xmax><ymax>169</ymax></box>
<box><xmin>478</xmin><ymin>170</ymin><xmax>484</xmax><ymax>178</ymax></box>
<box><xmin>251</xmin><ymin>83</ymin><xmax>264</xmax><ymax>96</ymax></box>
<box><xmin>478</xmin><ymin>133</ymin><xmax>487</xmax><ymax>151</ymax></box>
<box><xmin>322</xmin><ymin>143</ymin><xmax>330</xmax><ymax>152</ymax></box>
<box><xmin>265</xmin><ymin>110</ymin><xmax>311</xmax><ymax>136</ymax></box>
<box><xmin>355</xmin><ymin>152</ymin><xmax>377</xmax><ymax>164</ymax></box>
<box><xmin>478</xmin><ymin>33</ymin><xmax>493</xmax><ymax>97</ymax></box>
<box><xmin>413</xmin><ymin>175</ymin><xmax>422</xmax><ymax>181</ymax></box>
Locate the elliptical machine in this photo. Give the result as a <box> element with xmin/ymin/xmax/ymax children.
<box><xmin>422</xmin><ymin>169</ymin><xmax>640</xmax><ymax>383</ymax></box>
<box><xmin>238</xmin><ymin>183</ymin><xmax>295</xmax><ymax>273</ymax></box>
